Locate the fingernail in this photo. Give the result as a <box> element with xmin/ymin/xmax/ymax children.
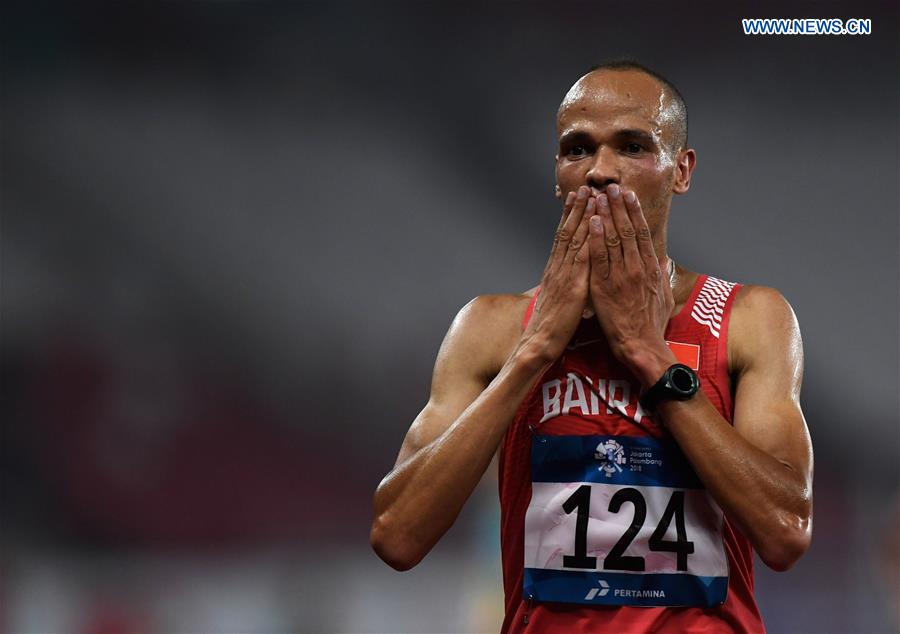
<box><xmin>590</xmin><ymin>216</ymin><xmax>603</xmax><ymax>231</ymax></box>
<box><xmin>586</xmin><ymin>197</ymin><xmax>596</xmax><ymax>210</ymax></box>
<box><xmin>577</xmin><ymin>187</ymin><xmax>588</xmax><ymax>199</ymax></box>
<box><xmin>625</xmin><ymin>191</ymin><xmax>636</xmax><ymax>204</ymax></box>
<box><xmin>598</xmin><ymin>194</ymin><xmax>609</xmax><ymax>209</ymax></box>
<box><xmin>566</xmin><ymin>191</ymin><xmax>575</xmax><ymax>203</ymax></box>
<box><xmin>608</xmin><ymin>183</ymin><xmax>620</xmax><ymax>198</ymax></box>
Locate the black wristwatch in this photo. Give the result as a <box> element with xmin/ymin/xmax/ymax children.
<box><xmin>639</xmin><ymin>364</ymin><xmax>700</xmax><ymax>412</ymax></box>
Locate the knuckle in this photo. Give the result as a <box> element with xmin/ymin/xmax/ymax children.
<box><xmin>605</xmin><ymin>235</ymin><xmax>621</xmax><ymax>248</ymax></box>
<box><xmin>556</xmin><ymin>229</ymin><xmax>571</xmax><ymax>242</ymax></box>
<box><xmin>637</xmin><ymin>226</ymin><xmax>652</xmax><ymax>241</ymax></box>
<box><xmin>621</xmin><ymin>225</ymin><xmax>636</xmax><ymax>239</ymax></box>
<box><xmin>569</xmin><ymin>238</ymin><xmax>582</xmax><ymax>250</ymax></box>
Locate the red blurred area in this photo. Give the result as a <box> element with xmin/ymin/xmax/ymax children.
<box><xmin>30</xmin><ymin>334</ymin><xmax>357</xmax><ymax>545</ymax></box>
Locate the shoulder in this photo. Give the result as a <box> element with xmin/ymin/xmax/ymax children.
<box><xmin>440</xmin><ymin>291</ymin><xmax>535</xmax><ymax>381</ymax></box>
<box><xmin>730</xmin><ymin>284</ymin><xmax>799</xmax><ymax>333</ymax></box>
<box><xmin>728</xmin><ymin>284</ymin><xmax>802</xmax><ymax>376</ymax></box>
<box><xmin>452</xmin><ymin>290</ymin><xmax>535</xmax><ymax>330</ymax></box>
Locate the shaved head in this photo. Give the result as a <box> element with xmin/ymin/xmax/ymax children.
<box><xmin>554</xmin><ymin>60</ymin><xmax>698</xmax><ymax>233</ymax></box>
<box><xmin>558</xmin><ymin>61</ymin><xmax>688</xmax><ymax>154</ymax></box>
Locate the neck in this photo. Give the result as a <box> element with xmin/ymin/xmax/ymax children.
<box><xmin>651</xmin><ymin>214</ymin><xmax>670</xmax><ymax>265</ymax></box>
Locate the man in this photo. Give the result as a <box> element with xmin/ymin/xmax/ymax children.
<box><xmin>370</xmin><ymin>61</ymin><xmax>813</xmax><ymax>633</ymax></box>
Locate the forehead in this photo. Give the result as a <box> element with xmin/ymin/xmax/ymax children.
<box><xmin>557</xmin><ymin>70</ymin><xmax>675</xmax><ymax>139</ymax></box>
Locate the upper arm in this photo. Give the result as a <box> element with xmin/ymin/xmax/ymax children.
<box><xmin>729</xmin><ymin>286</ymin><xmax>813</xmax><ymax>490</ymax></box>
<box><xmin>393</xmin><ymin>295</ymin><xmax>523</xmax><ymax>468</ymax></box>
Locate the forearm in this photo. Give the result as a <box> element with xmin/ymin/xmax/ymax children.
<box><xmin>371</xmin><ymin>347</ymin><xmax>549</xmax><ymax>570</ymax></box>
<box><xmin>656</xmin><ymin>393</ymin><xmax>812</xmax><ymax>570</ymax></box>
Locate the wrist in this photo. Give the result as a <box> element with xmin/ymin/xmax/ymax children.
<box><xmin>639</xmin><ymin>363</ymin><xmax>701</xmax><ymax>414</ymax></box>
<box><xmin>620</xmin><ymin>340</ymin><xmax>678</xmax><ymax>388</ymax></box>
<box><xmin>510</xmin><ymin>338</ymin><xmax>555</xmax><ymax>377</ymax></box>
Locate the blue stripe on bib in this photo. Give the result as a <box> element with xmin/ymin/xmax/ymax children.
<box><xmin>524</xmin><ymin>567</ymin><xmax>728</xmax><ymax>607</ymax></box>
<box><xmin>531</xmin><ymin>434</ymin><xmax>703</xmax><ymax>489</ymax></box>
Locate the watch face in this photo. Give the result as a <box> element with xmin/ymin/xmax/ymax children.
<box><xmin>640</xmin><ymin>364</ymin><xmax>700</xmax><ymax>411</ymax></box>
<box><xmin>670</xmin><ymin>366</ymin><xmax>698</xmax><ymax>395</ymax></box>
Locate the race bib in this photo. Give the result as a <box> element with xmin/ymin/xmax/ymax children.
<box><xmin>524</xmin><ymin>435</ymin><xmax>728</xmax><ymax>607</ymax></box>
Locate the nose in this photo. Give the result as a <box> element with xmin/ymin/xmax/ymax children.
<box><xmin>585</xmin><ymin>146</ymin><xmax>620</xmax><ymax>193</ymax></box>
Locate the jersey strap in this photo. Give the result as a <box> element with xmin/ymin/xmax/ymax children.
<box><xmin>522</xmin><ymin>289</ymin><xmax>540</xmax><ymax>330</ymax></box>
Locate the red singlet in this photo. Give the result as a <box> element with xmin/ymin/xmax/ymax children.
<box><xmin>498</xmin><ymin>274</ymin><xmax>766</xmax><ymax>633</ymax></box>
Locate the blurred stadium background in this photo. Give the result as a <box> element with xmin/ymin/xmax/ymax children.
<box><xmin>1</xmin><ymin>2</ymin><xmax>898</xmax><ymax>633</ymax></box>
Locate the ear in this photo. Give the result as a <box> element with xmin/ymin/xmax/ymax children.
<box><xmin>672</xmin><ymin>148</ymin><xmax>697</xmax><ymax>195</ymax></box>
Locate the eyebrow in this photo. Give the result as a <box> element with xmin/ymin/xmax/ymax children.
<box><xmin>614</xmin><ymin>129</ymin><xmax>657</xmax><ymax>145</ymax></box>
<box><xmin>558</xmin><ymin>130</ymin><xmax>592</xmax><ymax>146</ymax></box>
<box><xmin>558</xmin><ymin>128</ymin><xmax>658</xmax><ymax>147</ymax></box>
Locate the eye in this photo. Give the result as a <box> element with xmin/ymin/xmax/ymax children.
<box><xmin>624</xmin><ymin>142</ymin><xmax>645</xmax><ymax>154</ymax></box>
<box><xmin>567</xmin><ymin>144</ymin><xmax>588</xmax><ymax>157</ymax></box>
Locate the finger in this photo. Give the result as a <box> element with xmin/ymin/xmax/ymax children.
<box><xmin>574</xmin><ymin>225</ymin><xmax>592</xmax><ymax>269</ymax></box>
<box><xmin>607</xmin><ymin>184</ymin><xmax>641</xmax><ymax>273</ymax></box>
<box><xmin>550</xmin><ymin>186</ymin><xmax>590</xmax><ymax>271</ymax></box>
<box><xmin>597</xmin><ymin>193</ymin><xmax>623</xmax><ymax>272</ymax></box>
<box><xmin>557</xmin><ymin>191</ymin><xmax>576</xmax><ymax>231</ymax></box>
<box><xmin>563</xmin><ymin>186</ymin><xmax>590</xmax><ymax>235</ymax></box>
<box><xmin>623</xmin><ymin>189</ymin><xmax>659</xmax><ymax>275</ymax></box>
<box><xmin>564</xmin><ymin>196</ymin><xmax>596</xmax><ymax>266</ymax></box>
<box><xmin>551</xmin><ymin>191</ymin><xmax>577</xmax><ymax>251</ymax></box>
<box><xmin>546</xmin><ymin>191</ymin><xmax>577</xmax><ymax>273</ymax></box>
<box><xmin>589</xmin><ymin>214</ymin><xmax>609</xmax><ymax>279</ymax></box>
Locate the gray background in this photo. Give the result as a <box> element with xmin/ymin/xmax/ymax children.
<box><xmin>2</xmin><ymin>2</ymin><xmax>898</xmax><ymax>632</ymax></box>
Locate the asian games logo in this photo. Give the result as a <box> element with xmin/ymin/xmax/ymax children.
<box><xmin>594</xmin><ymin>439</ymin><xmax>626</xmax><ymax>478</ymax></box>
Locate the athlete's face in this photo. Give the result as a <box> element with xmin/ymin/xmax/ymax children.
<box><xmin>555</xmin><ymin>69</ymin><xmax>695</xmax><ymax>234</ymax></box>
